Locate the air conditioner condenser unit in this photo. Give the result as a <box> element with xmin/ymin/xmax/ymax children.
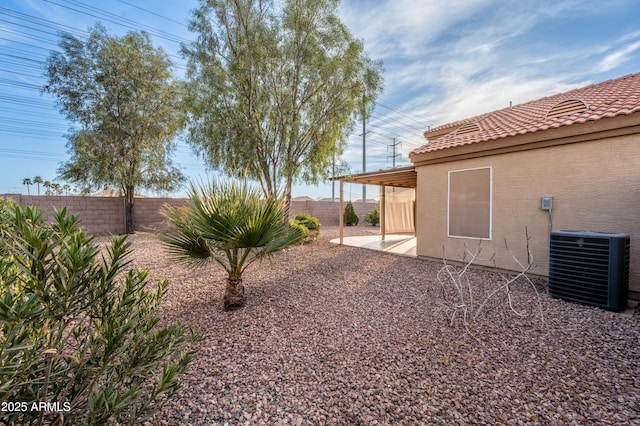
<box><xmin>549</xmin><ymin>230</ymin><xmax>630</xmax><ymax>311</ymax></box>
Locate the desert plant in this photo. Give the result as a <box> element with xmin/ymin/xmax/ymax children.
<box><xmin>160</xmin><ymin>180</ymin><xmax>304</xmax><ymax>310</ymax></box>
<box><xmin>290</xmin><ymin>212</ymin><xmax>321</xmax><ymax>242</ymax></box>
<box><xmin>0</xmin><ymin>205</ymin><xmax>200</xmax><ymax>425</ymax></box>
<box><xmin>362</xmin><ymin>206</ymin><xmax>380</xmax><ymax>226</ymax></box>
<box><xmin>343</xmin><ymin>201</ymin><xmax>359</xmax><ymax>226</ymax></box>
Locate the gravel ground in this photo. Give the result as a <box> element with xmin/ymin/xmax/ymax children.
<box><xmin>119</xmin><ymin>226</ymin><xmax>639</xmax><ymax>425</ymax></box>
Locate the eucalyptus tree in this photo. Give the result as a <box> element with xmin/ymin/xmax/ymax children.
<box><xmin>183</xmin><ymin>0</ymin><xmax>383</xmax><ymax>207</ymax></box>
<box><xmin>45</xmin><ymin>24</ymin><xmax>185</xmax><ymax>233</ymax></box>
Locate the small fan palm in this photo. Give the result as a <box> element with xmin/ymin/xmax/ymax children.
<box><xmin>160</xmin><ymin>180</ymin><xmax>304</xmax><ymax>310</ymax></box>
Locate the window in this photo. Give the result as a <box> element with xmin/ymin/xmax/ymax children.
<box><xmin>448</xmin><ymin>167</ymin><xmax>492</xmax><ymax>239</ymax></box>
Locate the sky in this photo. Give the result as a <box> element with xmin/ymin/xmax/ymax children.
<box><xmin>1</xmin><ymin>0</ymin><xmax>639</xmax><ymax>200</ymax></box>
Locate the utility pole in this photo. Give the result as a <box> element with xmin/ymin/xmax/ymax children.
<box><xmin>388</xmin><ymin>138</ymin><xmax>401</xmax><ymax>169</ymax></box>
<box><xmin>361</xmin><ymin>91</ymin><xmax>366</xmax><ymax>203</ymax></box>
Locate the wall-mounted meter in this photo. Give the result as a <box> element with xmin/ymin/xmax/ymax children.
<box><xmin>541</xmin><ymin>196</ymin><xmax>553</xmax><ymax>211</ymax></box>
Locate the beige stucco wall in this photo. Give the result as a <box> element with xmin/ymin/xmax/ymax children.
<box><xmin>415</xmin><ymin>133</ymin><xmax>640</xmax><ymax>294</ymax></box>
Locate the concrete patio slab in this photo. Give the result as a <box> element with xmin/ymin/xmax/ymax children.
<box><xmin>329</xmin><ymin>233</ymin><xmax>416</xmax><ymax>257</ymax></box>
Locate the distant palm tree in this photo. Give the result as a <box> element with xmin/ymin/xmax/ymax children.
<box><xmin>52</xmin><ymin>183</ymin><xmax>63</xmax><ymax>195</ymax></box>
<box><xmin>160</xmin><ymin>180</ymin><xmax>304</xmax><ymax>310</ymax></box>
<box><xmin>63</xmin><ymin>184</ymin><xmax>72</xmax><ymax>195</ymax></box>
<box><xmin>33</xmin><ymin>176</ymin><xmax>43</xmax><ymax>196</ymax></box>
<box><xmin>22</xmin><ymin>178</ymin><xmax>32</xmax><ymax>195</ymax></box>
<box><xmin>43</xmin><ymin>181</ymin><xmax>51</xmax><ymax>196</ymax></box>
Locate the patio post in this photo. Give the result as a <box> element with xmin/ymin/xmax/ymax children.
<box><xmin>339</xmin><ymin>179</ymin><xmax>344</xmax><ymax>244</ymax></box>
<box><xmin>380</xmin><ymin>185</ymin><xmax>386</xmax><ymax>241</ymax></box>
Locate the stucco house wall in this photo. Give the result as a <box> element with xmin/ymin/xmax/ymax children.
<box><xmin>415</xmin><ymin>124</ymin><xmax>640</xmax><ymax>295</ymax></box>
<box><xmin>411</xmin><ymin>73</ymin><xmax>640</xmax><ymax>299</ymax></box>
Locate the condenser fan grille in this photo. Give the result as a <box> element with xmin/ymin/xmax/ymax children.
<box><xmin>549</xmin><ymin>231</ymin><xmax>629</xmax><ymax>311</ymax></box>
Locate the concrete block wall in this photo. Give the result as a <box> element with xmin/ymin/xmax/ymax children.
<box><xmin>2</xmin><ymin>194</ymin><xmax>378</xmax><ymax>234</ymax></box>
<box><xmin>5</xmin><ymin>194</ymin><xmax>126</xmax><ymax>234</ymax></box>
<box><xmin>134</xmin><ymin>197</ymin><xmax>190</xmax><ymax>232</ymax></box>
<box><xmin>290</xmin><ymin>200</ymin><xmax>378</xmax><ymax>226</ymax></box>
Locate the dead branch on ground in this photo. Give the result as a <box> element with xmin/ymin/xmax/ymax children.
<box><xmin>436</xmin><ymin>228</ymin><xmax>544</xmax><ymax>331</ymax></box>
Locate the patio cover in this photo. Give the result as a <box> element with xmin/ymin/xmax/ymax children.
<box><xmin>336</xmin><ymin>166</ymin><xmax>416</xmax><ymax>188</ymax></box>
<box><xmin>331</xmin><ymin>167</ymin><xmax>417</xmax><ymax>244</ymax></box>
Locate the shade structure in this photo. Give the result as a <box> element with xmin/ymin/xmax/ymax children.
<box><xmin>331</xmin><ymin>167</ymin><xmax>417</xmax><ymax>244</ymax></box>
<box><xmin>332</xmin><ymin>166</ymin><xmax>416</xmax><ymax>189</ymax></box>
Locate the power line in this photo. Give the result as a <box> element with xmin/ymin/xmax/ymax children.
<box><xmin>0</xmin><ymin>38</ymin><xmax>58</xmax><ymax>52</ymax></box>
<box><xmin>0</xmin><ymin>78</ymin><xmax>42</xmax><ymax>90</ymax></box>
<box><xmin>0</xmin><ymin>6</ymin><xmax>89</xmax><ymax>37</ymax></box>
<box><xmin>116</xmin><ymin>0</ymin><xmax>187</xmax><ymax>27</ymax></box>
<box><xmin>43</xmin><ymin>0</ymin><xmax>190</xmax><ymax>45</ymax></box>
<box><xmin>377</xmin><ymin>98</ymin><xmax>431</xmax><ymax>127</ymax></box>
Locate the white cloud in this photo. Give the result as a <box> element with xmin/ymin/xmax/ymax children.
<box><xmin>430</xmin><ymin>75</ymin><xmax>587</xmax><ymax>125</ymax></box>
<box><xmin>340</xmin><ymin>0</ymin><xmax>497</xmax><ymax>58</ymax></box>
<box><xmin>598</xmin><ymin>39</ymin><xmax>640</xmax><ymax>72</ymax></box>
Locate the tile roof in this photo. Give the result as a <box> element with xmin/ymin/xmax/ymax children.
<box><xmin>411</xmin><ymin>72</ymin><xmax>640</xmax><ymax>155</ymax></box>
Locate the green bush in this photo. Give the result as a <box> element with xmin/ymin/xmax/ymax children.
<box><xmin>0</xmin><ymin>196</ymin><xmax>15</xmax><ymax>218</ymax></box>
<box><xmin>0</xmin><ymin>196</ymin><xmax>17</xmax><ymax>253</ymax></box>
<box><xmin>294</xmin><ymin>212</ymin><xmax>321</xmax><ymax>232</ymax></box>
<box><xmin>290</xmin><ymin>212</ymin><xmax>321</xmax><ymax>242</ymax></box>
<box><xmin>363</xmin><ymin>206</ymin><xmax>380</xmax><ymax>226</ymax></box>
<box><xmin>343</xmin><ymin>201</ymin><xmax>359</xmax><ymax>226</ymax></box>
<box><xmin>289</xmin><ymin>219</ymin><xmax>311</xmax><ymax>242</ymax></box>
<box><xmin>0</xmin><ymin>205</ymin><xmax>201</xmax><ymax>425</ymax></box>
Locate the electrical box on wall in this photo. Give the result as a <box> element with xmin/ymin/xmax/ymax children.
<box><xmin>541</xmin><ymin>196</ymin><xmax>553</xmax><ymax>211</ymax></box>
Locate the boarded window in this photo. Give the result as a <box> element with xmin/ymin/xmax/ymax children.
<box><xmin>448</xmin><ymin>167</ymin><xmax>491</xmax><ymax>239</ymax></box>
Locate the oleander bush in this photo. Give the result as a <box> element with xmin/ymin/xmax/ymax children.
<box><xmin>0</xmin><ymin>196</ymin><xmax>17</xmax><ymax>256</ymax></box>
<box><xmin>0</xmin><ymin>205</ymin><xmax>201</xmax><ymax>426</ymax></box>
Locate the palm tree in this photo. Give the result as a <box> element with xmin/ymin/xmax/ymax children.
<box><xmin>22</xmin><ymin>178</ymin><xmax>32</xmax><ymax>195</ymax></box>
<box><xmin>43</xmin><ymin>180</ymin><xmax>51</xmax><ymax>196</ymax></box>
<box><xmin>33</xmin><ymin>176</ymin><xmax>43</xmax><ymax>196</ymax></box>
<box><xmin>160</xmin><ymin>180</ymin><xmax>303</xmax><ymax>310</ymax></box>
<box><xmin>51</xmin><ymin>183</ymin><xmax>63</xmax><ymax>195</ymax></box>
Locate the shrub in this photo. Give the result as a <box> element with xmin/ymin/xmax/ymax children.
<box><xmin>363</xmin><ymin>206</ymin><xmax>380</xmax><ymax>226</ymax></box>
<box><xmin>0</xmin><ymin>196</ymin><xmax>15</xmax><ymax>219</ymax></box>
<box><xmin>290</xmin><ymin>212</ymin><xmax>321</xmax><ymax>242</ymax></box>
<box><xmin>0</xmin><ymin>205</ymin><xmax>201</xmax><ymax>425</ymax></box>
<box><xmin>289</xmin><ymin>219</ymin><xmax>310</xmax><ymax>242</ymax></box>
<box><xmin>343</xmin><ymin>201</ymin><xmax>359</xmax><ymax>226</ymax></box>
<box><xmin>0</xmin><ymin>196</ymin><xmax>17</xmax><ymax>253</ymax></box>
<box><xmin>294</xmin><ymin>212</ymin><xmax>321</xmax><ymax>232</ymax></box>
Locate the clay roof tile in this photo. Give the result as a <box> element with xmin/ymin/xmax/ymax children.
<box><xmin>412</xmin><ymin>72</ymin><xmax>640</xmax><ymax>156</ymax></box>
